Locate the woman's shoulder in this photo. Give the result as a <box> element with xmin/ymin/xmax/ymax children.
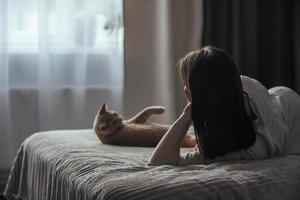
<box><xmin>240</xmin><ymin>75</ymin><xmax>257</xmax><ymax>83</ymax></box>
<box><xmin>240</xmin><ymin>76</ymin><xmax>267</xmax><ymax>92</ymax></box>
<box><xmin>240</xmin><ymin>76</ymin><xmax>271</xmax><ymax>103</ymax></box>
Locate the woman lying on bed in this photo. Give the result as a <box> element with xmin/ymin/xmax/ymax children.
<box><xmin>148</xmin><ymin>45</ymin><xmax>300</xmax><ymax>166</ymax></box>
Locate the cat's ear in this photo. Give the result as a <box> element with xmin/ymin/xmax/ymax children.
<box><xmin>99</xmin><ymin>103</ymin><xmax>108</xmax><ymax>114</ymax></box>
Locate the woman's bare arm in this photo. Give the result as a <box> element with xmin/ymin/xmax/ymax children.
<box><xmin>148</xmin><ymin>103</ymin><xmax>192</xmax><ymax>165</ymax></box>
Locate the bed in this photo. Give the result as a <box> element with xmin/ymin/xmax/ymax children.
<box><xmin>4</xmin><ymin>129</ymin><xmax>300</xmax><ymax>200</ymax></box>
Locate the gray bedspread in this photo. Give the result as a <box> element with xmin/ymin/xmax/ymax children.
<box><xmin>4</xmin><ymin>129</ymin><xmax>300</xmax><ymax>200</ymax></box>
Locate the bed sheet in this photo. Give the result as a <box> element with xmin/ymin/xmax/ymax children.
<box><xmin>4</xmin><ymin>129</ymin><xmax>300</xmax><ymax>200</ymax></box>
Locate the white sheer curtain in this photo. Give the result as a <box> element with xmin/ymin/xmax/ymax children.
<box><xmin>0</xmin><ymin>0</ymin><xmax>123</xmax><ymax>169</ymax></box>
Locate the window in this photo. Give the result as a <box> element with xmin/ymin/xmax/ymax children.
<box><xmin>7</xmin><ymin>0</ymin><xmax>123</xmax><ymax>52</ymax></box>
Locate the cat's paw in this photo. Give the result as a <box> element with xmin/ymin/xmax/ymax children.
<box><xmin>182</xmin><ymin>134</ymin><xmax>197</xmax><ymax>148</ymax></box>
<box><xmin>148</xmin><ymin>106</ymin><xmax>165</xmax><ymax>114</ymax></box>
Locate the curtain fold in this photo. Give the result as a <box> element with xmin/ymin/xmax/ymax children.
<box><xmin>202</xmin><ymin>0</ymin><xmax>300</xmax><ymax>93</ymax></box>
<box><xmin>0</xmin><ymin>0</ymin><xmax>123</xmax><ymax>169</ymax></box>
<box><xmin>123</xmin><ymin>0</ymin><xmax>203</xmax><ymax>123</ymax></box>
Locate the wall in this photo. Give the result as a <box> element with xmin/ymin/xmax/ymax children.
<box><xmin>123</xmin><ymin>0</ymin><xmax>203</xmax><ymax>124</ymax></box>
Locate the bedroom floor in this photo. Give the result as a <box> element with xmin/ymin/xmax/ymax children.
<box><xmin>0</xmin><ymin>170</ymin><xmax>9</xmax><ymax>195</ymax></box>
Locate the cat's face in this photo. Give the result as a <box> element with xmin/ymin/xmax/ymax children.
<box><xmin>94</xmin><ymin>103</ymin><xmax>123</xmax><ymax>136</ymax></box>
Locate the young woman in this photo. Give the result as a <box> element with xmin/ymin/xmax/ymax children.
<box><xmin>148</xmin><ymin>46</ymin><xmax>300</xmax><ymax>166</ymax></box>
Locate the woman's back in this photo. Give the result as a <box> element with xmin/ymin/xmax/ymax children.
<box><xmin>241</xmin><ymin>76</ymin><xmax>287</xmax><ymax>157</ymax></box>
<box><xmin>268</xmin><ymin>86</ymin><xmax>300</xmax><ymax>155</ymax></box>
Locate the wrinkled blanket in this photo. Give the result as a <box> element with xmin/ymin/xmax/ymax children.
<box><xmin>4</xmin><ymin>129</ymin><xmax>300</xmax><ymax>200</ymax></box>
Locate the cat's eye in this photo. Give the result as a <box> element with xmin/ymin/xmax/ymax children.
<box><xmin>114</xmin><ymin>113</ymin><xmax>118</xmax><ymax>116</ymax></box>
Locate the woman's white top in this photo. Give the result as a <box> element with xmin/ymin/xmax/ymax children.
<box><xmin>149</xmin><ymin>76</ymin><xmax>300</xmax><ymax>166</ymax></box>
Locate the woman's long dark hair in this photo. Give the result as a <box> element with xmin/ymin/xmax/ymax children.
<box><xmin>178</xmin><ymin>46</ymin><xmax>256</xmax><ymax>159</ymax></box>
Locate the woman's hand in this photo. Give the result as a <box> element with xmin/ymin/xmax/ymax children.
<box><xmin>183</xmin><ymin>86</ymin><xmax>192</xmax><ymax>102</ymax></box>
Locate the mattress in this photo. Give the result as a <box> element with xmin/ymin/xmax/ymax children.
<box><xmin>4</xmin><ymin>129</ymin><xmax>300</xmax><ymax>200</ymax></box>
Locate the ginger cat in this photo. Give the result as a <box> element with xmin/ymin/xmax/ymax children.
<box><xmin>93</xmin><ymin>103</ymin><xmax>196</xmax><ymax>147</ymax></box>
